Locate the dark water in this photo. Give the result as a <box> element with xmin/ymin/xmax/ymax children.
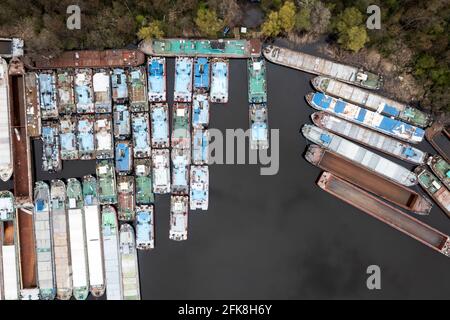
<box><xmin>2</xmin><ymin>59</ymin><xmax>449</xmax><ymax>299</ymax></box>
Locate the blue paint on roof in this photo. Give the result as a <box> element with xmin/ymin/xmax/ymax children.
<box><xmin>194</xmin><ymin>57</ymin><xmax>210</xmax><ymax>91</ymax></box>
<box><xmin>175</xmin><ymin>58</ymin><xmax>192</xmax><ymax>96</ymax></box>
<box><xmin>403</xmin><ymin>147</ymin><xmax>415</xmax><ymax>158</ymax></box>
<box><xmin>136</xmin><ymin>210</ymin><xmax>151</xmax><ymax>242</ymax></box>
<box><xmin>193</xmin><ymin>130</ymin><xmax>209</xmax><ymax>163</ymax></box>
<box><xmin>356</xmin><ymin>108</ymin><xmax>366</xmax><ymax>122</ymax></box>
<box><xmin>334</xmin><ymin>100</ymin><xmax>346</xmax><ymax>114</ymax></box>
<box><xmin>192</xmin><ymin>189</ymin><xmax>206</xmax><ymax>201</ymax></box>
<box><xmin>319</xmin><ymin>133</ymin><xmax>332</xmax><ymax>145</ymax></box>
<box><xmin>148</xmin><ymin>59</ymin><xmax>164</xmax><ymax>94</ymax></box>
<box><xmin>114</xmin><ymin>104</ymin><xmax>130</xmax><ymax>137</ymax></box>
<box><xmin>192</xmin><ymin>98</ymin><xmax>209</xmax><ymax>127</ymax></box>
<box><xmin>36</xmin><ymin>199</ymin><xmax>45</xmax><ymax>212</ymax></box>
<box><xmin>77</xmin><ymin>120</ymin><xmax>94</xmax><ymax>152</ymax></box>
<box><xmin>115</xmin><ymin>142</ymin><xmax>131</xmax><ymax>173</ymax></box>
<box><xmin>151</xmin><ymin>107</ymin><xmax>168</xmax><ymax>141</ymax></box>
<box><xmin>112</xmin><ymin>69</ymin><xmax>128</xmax><ymax>100</ymax></box>
<box><xmin>132</xmin><ymin>116</ymin><xmax>150</xmax><ymax>152</ymax></box>
<box><xmin>60</xmin><ymin>132</ymin><xmax>76</xmax><ymax>153</ymax></box>
<box><xmin>38</xmin><ymin>74</ymin><xmax>54</xmax><ymax>109</ymax></box>
<box><xmin>382</xmin><ymin>104</ymin><xmax>399</xmax><ymax>117</ymax></box>
<box><xmin>251</xmin><ymin>123</ymin><xmax>267</xmax><ymax>141</ymax></box>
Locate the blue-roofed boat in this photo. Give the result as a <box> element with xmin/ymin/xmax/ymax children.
<box><xmin>41</xmin><ymin>121</ymin><xmax>62</xmax><ymax>172</ymax></box>
<box><xmin>210</xmin><ymin>58</ymin><xmax>228</xmax><ymax>103</ymax></box>
<box><xmin>131</xmin><ymin>112</ymin><xmax>151</xmax><ymax>158</ymax></box>
<box><xmin>136</xmin><ymin>205</ymin><xmax>155</xmax><ymax>250</ymax></box>
<box><xmin>192</xmin><ymin>128</ymin><xmax>209</xmax><ymax>165</ymax></box>
<box><xmin>150</xmin><ymin>103</ymin><xmax>169</xmax><ymax>149</ymax></box>
<box><xmin>77</xmin><ymin>115</ymin><xmax>95</xmax><ymax>160</ymax></box>
<box><xmin>59</xmin><ymin>116</ymin><xmax>78</xmax><ymax>160</ymax></box>
<box><xmin>193</xmin><ymin>57</ymin><xmax>210</xmax><ymax>93</ymax></box>
<box><xmin>306</xmin><ymin>92</ymin><xmax>425</xmax><ymax>144</ymax></box>
<box><xmin>147</xmin><ymin>57</ymin><xmax>166</xmax><ymax>102</ymax></box>
<box><xmin>192</xmin><ymin>93</ymin><xmax>209</xmax><ymax>128</ymax></box>
<box><xmin>171</xmin><ymin>103</ymin><xmax>191</xmax><ymax>149</ymax></box>
<box><xmin>128</xmin><ymin>66</ymin><xmax>148</xmax><ymax>112</ymax></box>
<box><xmin>250</xmin><ymin>103</ymin><xmax>269</xmax><ymax>150</ymax></box>
<box><xmin>152</xmin><ymin>149</ymin><xmax>171</xmax><ymax>194</ymax></box>
<box><xmin>115</xmin><ymin>140</ymin><xmax>133</xmax><ymax>175</ymax></box>
<box><xmin>190</xmin><ymin>165</ymin><xmax>209</xmax><ymax>210</ymax></box>
<box><xmin>95</xmin><ymin>114</ymin><xmax>114</xmax><ymax>159</ymax></box>
<box><xmin>174</xmin><ymin>57</ymin><xmax>193</xmax><ymax>102</ymax></box>
<box><xmin>171</xmin><ymin>148</ymin><xmax>190</xmax><ymax>195</ymax></box>
<box><xmin>113</xmin><ymin>104</ymin><xmax>131</xmax><ymax>140</ymax></box>
<box><xmin>169</xmin><ymin>196</ymin><xmax>188</xmax><ymax>241</ymax></box>
<box><xmin>38</xmin><ymin>72</ymin><xmax>58</xmax><ymax>120</ymax></box>
<box><xmin>111</xmin><ymin>68</ymin><xmax>128</xmax><ymax>104</ymax></box>
<box><xmin>93</xmin><ymin>69</ymin><xmax>112</xmax><ymax>113</ymax></box>
<box><xmin>74</xmin><ymin>69</ymin><xmax>94</xmax><ymax>114</ymax></box>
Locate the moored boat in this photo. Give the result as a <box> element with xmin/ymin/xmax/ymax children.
<box><xmin>77</xmin><ymin>115</ymin><xmax>95</xmax><ymax>160</ymax></box>
<box><xmin>415</xmin><ymin>166</ymin><xmax>450</xmax><ymax>218</ymax></box>
<box><xmin>96</xmin><ymin>159</ymin><xmax>117</xmax><ymax>205</ymax></box>
<box><xmin>128</xmin><ymin>66</ymin><xmax>148</xmax><ymax>112</ymax></box>
<box><xmin>249</xmin><ymin>103</ymin><xmax>269</xmax><ymax>150</ymax></box>
<box><xmin>136</xmin><ymin>205</ymin><xmax>155</xmax><ymax>250</ymax></box>
<box><xmin>170</xmin><ymin>195</ymin><xmax>189</xmax><ymax>241</ymax></box>
<box><xmin>192</xmin><ymin>93</ymin><xmax>209</xmax><ymax>128</ymax></box>
<box><xmin>131</xmin><ymin>112</ymin><xmax>151</xmax><ymax>158</ymax></box>
<box><xmin>38</xmin><ymin>71</ymin><xmax>58</xmax><ymax>119</ymax></box>
<box><xmin>210</xmin><ymin>58</ymin><xmax>229</xmax><ymax>103</ymax></box>
<box><xmin>174</xmin><ymin>57</ymin><xmax>193</xmax><ymax>102</ymax></box>
<box><xmin>93</xmin><ymin>69</ymin><xmax>112</xmax><ymax>113</ymax></box>
<box><xmin>135</xmin><ymin>159</ymin><xmax>154</xmax><ymax>205</ymax></box>
<box><xmin>115</xmin><ymin>140</ymin><xmax>133</xmax><ymax>175</ymax></box>
<box><xmin>0</xmin><ymin>58</ymin><xmax>13</xmax><ymax>181</ymax></box>
<box><xmin>190</xmin><ymin>165</ymin><xmax>209</xmax><ymax>211</ymax></box>
<box><xmin>171</xmin><ymin>148</ymin><xmax>190</xmax><ymax>195</ymax></box>
<box><xmin>147</xmin><ymin>57</ymin><xmax>166</xmax><ymax>102</ymax></box>
<box><xmin>24</xmin><ymin>72</ymin><xmax>41</xmax><ymax>137</ymax></box>
<box><xmin>60</xmin><ymin>116</ymin><xmax>79</xmax><ymax>160</ymax></box>
<box><xmin>426</xmin><ymin>121</ymin><xmax>450</xmax><ymax>163</ymax></box>
<box><xmin>1</xmin><ymin>217</ymin><xmax>21</xmax><ymax>300</ymax></box>
<box><xmin>74</xmin><ymin>69</ymin><xmax>94</xmax><ymax>114</ymax></box>
<box><xmin>112</xmin><ymin>68</ymin><xmax>128</xmax><ymax>104</ymax></box>
<box><xmin>193</xmin><ymin>57</ymin><xmax>210</xmax><ymax>93</ymax></box>
<box><xmin>119</xmin><ymin>223</ymin><xmax>140</xmax><ymax>300</ymax></box>
<box><xmin>427</xmin><ymin>155</ymin><xmax>449</xmax><ymax>189</ymax></box>
<box><xmin>192</xmin><ymin>128</ymin><xmax>209</xmax><ymax>165</ymax></box>
<box><xmin>113</xmin><ymin>104</ymin><xmax>131</xmax><ymax>140</ymax></box>
<box><xmin>117</xmin><ymin>176</ymin><xmax>136</xmax><ymax>221</ymax></box>
<box><xmin>152</xmin><ymin>149</ymin><xmax>171</xmax><ymax>194</ymax></box>
<box><xmin>150</xmin><ymin>103</ymin><xmax>170</xmax><ymax>149</ymax></box>
<box><xmin>247</xmin><ymin>56</ymin><xmax>267</xmax><ymax>104</ymax></box>
<box><xmin>95</xmin><ymin>114</ymin><xmax>114</xmax><ymax>159</ymax></box>
<box><xmin>56</xmin><ymin>70</ymin><xmax>76</xmax><ymax>115</ymax></box>
<box><xmin>41</xmin><ymin>121</ymin><xmax>62</xmax><ymax>172</ymax></box>
<box><xmin>171</xmin><ymin>103</ymin><xmax>191</xmax><ymax>149</ymax></box>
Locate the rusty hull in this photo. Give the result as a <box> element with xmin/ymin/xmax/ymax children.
<box><xmin>426</xmin><ymin>121</ymin><xmax>450</xmax><ymax>163</ymax></box>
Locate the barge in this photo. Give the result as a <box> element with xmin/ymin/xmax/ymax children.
<box><xmin>250</xmin><ymin>103</ymin><xmax>269</xmax><ymax>150</ymax></box>
<box><xmin>0</xmin><ymin>58</ymin><xmax>12</xmax><ymax>181</ymax></box>
<box><xmin>305</xmin><ymin>145</ymin><xmax>432</xmax><ymax>215</ymax></box>
<box><xmin>101</xmin><ymin>205</ymin><xmax>123</xmax><ymax>300</ymax></box>
<box><xmin>312</xmin><ymin>76</ymin><xmax>431</xmax><ymax>128</ymax></box>
<box><xmin>302</xmin><ymin>124</ymin><xmax>418</xmax><ymax>186</ymax></box>
<box><xmin>60</xmin><ymin>116</ymin><xmax>78</xmax><ymax>160</ymax></box>
<box><xmin>171</xmin><ymin>103</ymin><xmax>191</xmax><ymax>149</ymax></box>
<box><xmin>136</xmin><ymin>205</ymin><xmax>155</xmax><ymax>250</ymax></box>
<box><xmin>152</xmin><ymin>149</ymin><xmax>171</xmax><ymax>194</ymax></box>
<box><xmin>135</xmin><ymin>159</ymin><xmax>154</xmax><ymax>205</ymax></box>
<box><xmin>150</xmin><ymin>103</ymin><xmax>170</xmax><ymax>148</ymax></box>
<box><xmin>247</xmin><ymin>57</ymin><xmax>267</xmax><ymax>104</ymax></box>
<box><xmin>117</xmin><ymin>176</ymin><xmax>136</xmax><ymax>221</ymax></box>
<box><xmin>192</xmin><ymin>93</ymin><xmax>210</xmax><ymax>128</ymax></box>
<box><xmin>77</xmin><ymin>115</ymin><xmax>95</xmax><ymax>160</ymax></box>
<box><xmin>50</xmin><ymin>179</ymin><xmax>72</xmax><ymax>300</ymax></box>
<box><xmin>264</xmin><ymin>45</ymin><xmax>382</xmax><ymax>90</ymax></box>
<box><xmin>33</xmin><ymin>181</ymin><xmax>56</xmax><ymax>300</ymax></box>
<box><xmin>113</xmin><ymin>104</ymin><xmax>131</xmax><ymax>139</ymax></box>
<box><xmin>311</xmin><ymin>111</ymin><xmax>427</xmax><ymax>165</ymax></box>
<box><xmin>426</xmin><ymin>121</ymin><xmax>450</xmax><ymax>162</ymax></box>
<box><xmin>119</xmin><ymin>223</ymin><xmax>140</xmax><ymax>300</ymax></box>
<box><xmin>93</xmin><ymin>69</ymin><xmax>112</xmax><ymax>113</ymax></box>
<box><xmin>128</xmin><ymin>66</ymin><xmax>148</xmax><ymax>112</ymax></box>
<box><xmin>41</xmin><ymin>122</ymin><xmax>62</xmax><ymax>172</ymax></box>
<box><xmin>317</xmin><ymin>171</ymin><xmax>450</xmax><ymax>257</ymax></box>
<box><xmin>24</xmin><ymin>72</ymin><xmax>41</xmax><ymax>137</ymax></box>
<box><xmin>190</xmin><ymin>165</ymin><xmax>209</xmax><ymax>211</ymax></box>
<box><xmin>192</xmin><ymin>128</ymin><xmax>209</xmax><ymax>165</ymax></box>
<box><xmin>74</xmin><ymin>69</ymin><xmax>94</xmax><ymax>114</ymax></box>
<box><xmin>131</xmin><ymin>112</ymin><xmax>151</xmax><ymax>158</ymax></box>
<box><xmin>94</xmin><ymin>114</ymin><xmax>114</xmax><ymax>159</ymax></box>
<box><xmin>415</xmin><ymin>166</ymin><xmax>450</xmax><ymax>217</ymax></box>
<box><xmin>38</xmin><ymin>71</ymin><xmax>58</xmax><ymax>120</ymax></box>
<box><xmin>427</xmin><ymin>155</ymin><xmax>449</xmax><ymax>189</ymax></box>
<box><xmin>147</xmin><ymin>57</ymin><xmax>166</xmax><ymax>102</ymax></box>
<box><xmin>66</xmin><ymin>178</ymin><xmax>89</xmax><ymax>300</ymax></box>
<box><xmin>56</xmin><ymin>70</ymin><xmax>76</xmax><ymax>115</ymax></box>
<box><xmin>210</xmin><ymin>58</ymin><xmax>229</xmax><ymax>103</ymax></box>
<box><xmin>171</xmin><ymin>148</ymin><xmax>190</xmax><ymax>195</ymax></box>
<box><xmin>174</xmin><ymin>57</ymin><xmax>193</xmax><ymax>102</ymax></box>
<box><xmin>140</xmin><ymin>38</ymin><xmax>261</xmax><ymax>58</ymax></box>
<box><xmin>82</xmin><ymin>175</ymin><xmax>105</xmax><ymax>298</ymax></box>
<box><xmin>1</xmin><ymin>217</ymin><xmax>20</xmax><ymax>300</ymax></box>
<box><xmin>169</xmin><ymin>195</ymin><xmax>189</xmax><ymax>241</ymax></box>
<box><xmin>111</xmin><ymin>68</ymin><xmax>128</xmax><ymax>104</ymax></box>
<box><xmin>306</xmin><ymin>92</ymin><xmax>425</xmax><ymax>144</ymax></box>
<box><xmin>96</xmin><ymin>159</ymin><xmax>118</xmax><ymax>205</ymax></box>
<box><xmin>194</xmin><ymin>57</ymin><xmax>210</xmax><ymax>93</ymax></box>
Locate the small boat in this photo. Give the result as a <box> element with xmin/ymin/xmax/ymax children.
<box><xmin>415</xmin><ymin>166</ymin><xmax>450</xmax><ymax>218</ymax></box>
<box><xmin>66</xmin><ymin>178</ymin><xmax>89</xmax><ymax>300</ymax></box>
<box><xmin>93</xmin><ymin>69</ymin><xmax>112</xmax><ymax>113</ymax></box>
<box><xmin>152</xmin><ymin>149</ymin><xmax>171</xmax><ymax>194</ymax></box>
<box><xmin>174</xmin><ymin>57</ymin><xmax>193</xmax><ymax>102</ymax></box>
<box><xmin>113</xmin><ymin>104</ymin><xmax>131</xmax><ymax>140</ymax></box>
<box><xmin>41</xmin><ymin>121</ymin><xmax>62</xmax><ymax>172</ymax></box>
<box><xmin>193</xmin><ymin>57</ymin><xmax>210</xmax><ymax>93</ymax></box>
<box><xmin>192</xmin><ymin>128</ymin><xmax>209</xmax><ymax>165</ymax></box>
<box><xmin>128</xmin><ymin>66</ymin><xmax>148</xmax><ymax>112</ymax></box>
<box><xmin>210</xmin><ymin>58</ymin><xmax>229</xmax><ymax>103</ymax></box>
<box><xmin>136</xmin><ymin>205</ymin><xmax>155</xmax><ymax>250</ymax></box>
<box><xmin>115</xmin><ymin>140</ymin><xmax>133</xmax><ymax>175</ymax></box>
<box><xmin>117</xmin><ymin>176</ymin><xmax>135</xmax><ymax>221</ymax></box>
<box><xmin>60</xmin><ymin>115</ymin><xmax>79</xmax><ymax>160</ymax></box>
<box><xmin>150</xmin><ymin>103</ymin><xmax>170</xmax><ymax>148</ymax></box>
<box><xmin>306</xmin><ymin>92</ymin><xmax>425</xmax><ymax>144</ymax></box>
<box><xmin>311</xmin><ymin>76</ymin><xmax>431</xmax><ymax>128</ymax></box>
<box><xmin>171</xmin><ymin>148</ymin><xmax>190</xmax><ymax>195</ymax></box>
<box><xmin>77</xmin><ymin>115</ymin><xmax>95</xmax><ymax>160</ymax></box>
<box><xmin>311</xmin><ymin>111</ymin><xmax>428</xmax><ymax>165</ymax></box>
<box><xmin>247</xmin><ymin>57</ymin><xmax>267</xmax><ymax>104</ymax></box>
<box><xmin>74</xmin><ymin>69</ymin><xmax>94</xmax><ymax>114</ymax></box>
<box><xmin>119</xmin><ymin>223</ymin><xmax>140</xmax><ymax>300</ymax></box>
<box><xmin>38</xmin><ymin>71</ymin><xmax>58</xmax><ymax>120</ymax></box>
<box><xmin>192</xmin><ymin>93</ymin><xmax>209</xmax><ymax>128</ymax></box>
<box><xmin>50</xmin><ymin>179</ymin><xmax>72</xmax><ymax>300</ymax></box>
<box><xmin>101</xmin><ymin>205</ymin><xmax>123</xmax><ymax>300</ymax></box>
<box><xmin>190</xmin><ymin>165</ymin><xmax>209</xmax><ymax>211</ymax></box>
<box><xmin>82</xmin><ymin>175</ymin><xmax>105</xmax><ymax>298</ymax></box>
<box><xmin>24</xmin><ymin>72</ymin><xmax>42</xmax><ymax>138</ymax></box>
<box><xmin>131</xmin><ymin>112</ymin><xmax>151</xmax><ymax>158</ymax></box>
<box><xmin>147</xmin><ymin>57</ymin><xmax>166</xmax><ymax>102</ymax></box>
<box><xmin>301</xmin><ymin>124</ymin><xmax>418</xmax><ymax>187</ymax></box>
<box><xmin>96</xmin><ymin>159</ymin><xmax>118</xmax><ymax>205</ymax></box>
<box><xmin>171</xmin><ymin>103</ymin><xmax>191</xmax><ymax>149</ymax></box>
<box><xmin>427</xmin><ymin>155</ymin><xmax>449</xmax><ymax>189</ymax></box>
<box><xmin>169</xmin><ymin>195</ymin><xmax>188</xmax><ymax>241</ymax></box>
<box><xmin>33</xmin><ymin>181</ymin><xmax>56</xmax><ymax>300</ymax></box>
<box><xmin>111</xmin><ymin>68</ymin><xmax>128</xmax><ymax>104</ymax></box>
<box><xmin>94</xmin><ymin>114</ymin><xmax>114</xmax><ymax>159</ymax></box>
<box><xmin>56</xmin><ymin>70</ymin><xmax>76</xmax><ymax>115</ymax></box>
<box><xmin>135</xmin><ymin>158</ymin><xmax>154</xmax><ymax>205</ymax></box>
<box><xmin>249</xmin><ymin>103</ymin><xmax>269</xmax><ymax>150</ymax></box>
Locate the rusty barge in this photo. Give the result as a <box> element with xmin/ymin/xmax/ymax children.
<box><xmin>305</xmin><ymin>144</ymin><xmax>432</xmax><ymax>215</ymax></box>
<box><xmin>317</xmin><ymin>172</ymin><xmax>450</xmax><ymax>257</ymax></box>
<box><xmin>415</xmin><ymin>166</ymin><xmax>450</xmax><ymax>218</ymax></box>
<box><xmin>24</xmin><ymin>72</ymin><xmax>41</xmax><ymax>137</ymax></box>
<box><xmin>426</xmin><ymin>121</ymin><xmax>450</xmax><ymax>163</ymax></box>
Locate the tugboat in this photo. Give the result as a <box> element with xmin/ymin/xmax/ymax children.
<box><xmin>136</xmin><ymin>205</ymin><xmax>155</xmax><ymax>250</ymax></box>
<box><xmin>147</xmin><ymin>57</ymin><xmax>166</xmax><ymax>102</ymax></box>
<box><xmin>169</xmin><ymin>195</ymin><xmax>189</xmax><ymax>241</ymax></box>
<box><xmin>249</xmin><ymin>103</ymin><xmax>269</xmax><ymax>150</ymax></box>
<box><xmin>96</xmin><ymin>160</ymin><xmax>118</xmax><ymax>205</ymax></box>
<box><xmin>59</xmin><ymin>116</ymin><xmax>78</xmax><ymax>160</ymax></box>
<box><xmin>74</xmin><ymin>69</ymin><xmax>94</xmax><ymax>114</ymax></box>
<box><xmin>119</xmin><ymin>223</ymin><xmax>140</xmax><ymax>300</ymax></box>
<box><xmin>132</xmin><ymin>112</ymin><xmax>151</xmax><ymax>158</ymax></box>
<box><xmin>135</xmin><ymin>158</ymin><xmax>154</xmax><ymax>205</ymax></box>
<box><xmin>117</xmin><ymin>176</ymin><xmax>136</xmax><ymax>221</ymax></box>
<box><xmin>93</xmin><ymin>69</ymin><xmax>112</xmax><ymax>113</ymax></box>
<box><xmin>77</xmin><ymin>115</ymin><xmax>95</xmax><ymax>160</ymax></box>
<box><xmin>150</xmin><ymin>103</ymin><xmax>170</xmax><ymax>149</ymax></box>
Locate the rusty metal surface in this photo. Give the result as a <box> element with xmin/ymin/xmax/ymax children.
<box><xmin>17</xmin><ymin>208</ymin><xmax>37</xmax><ymax>288</ymax></box>
<box><xmin>31</xmin><ymin>50</ymin><xmax>146</xmax><ymax>69</ymax></box>
<box><xmin>426</xmin><ymin>121</ymin><xmax>450</xmax><ymax>163</ymax></box>
<box><xmin>317</xmin><ymin>172</ymin><xmax>449</xmax><ymax>254</ymax></box>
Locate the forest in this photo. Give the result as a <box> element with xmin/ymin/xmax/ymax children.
<box><xmin>0</xmin><ymin>0</ymin><xmax>448</xmax><ymax>115</ymax></box>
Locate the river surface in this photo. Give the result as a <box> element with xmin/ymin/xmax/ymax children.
<box><xmin>1</xmin><ymin>58</ymin><xmax>449</xmax><ymax>299</ymax></box>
